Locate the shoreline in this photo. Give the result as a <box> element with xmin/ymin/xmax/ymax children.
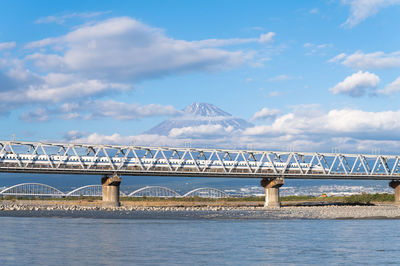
<box><xmin>1</xmin><ymin>200</ymin><xmax>400</xmax><ymax>220</ymax></box>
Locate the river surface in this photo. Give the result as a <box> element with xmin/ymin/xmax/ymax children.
<box><xmin>1</xmin><ymin>216</ymin><xmax>400</xmax><ymax>265</ymax></box>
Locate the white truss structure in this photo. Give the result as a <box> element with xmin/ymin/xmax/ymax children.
<box><xmin>0</xmin><ymin>183</ymin><xmax>230</xmax><ymax>198</ymax></box>
<box><xmin>66</xmin><ymin>185</ymin><xmax>102</xmax><ymax>197</ymax></box>
<box><xmin>183</xmin><ymin>188</ymin><xmax>228</xmax><ymax>198</ymax></box>
<box><xmin>1</xmin><ymin>140</ymin><xmax>400</xmax><ymax>179</ymax></box>
<box><xmin>0</xmin><ymin>183</ymin><xmax>64</xmax><ymax>197</ymax></box>
<box><xmin>128</xmin><ymin>186</ymin><xmax>181</xmax><ymax>198</ymax></box>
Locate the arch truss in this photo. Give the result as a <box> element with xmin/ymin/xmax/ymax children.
<box><xmin>183</xmin><ymin>188</ymin><xmax>228</xmax><ymax>198</ymax></box>
<box><xmin>66</xmin><ymin>185</ymin><xmax>127</xmax><ymax>197</ymax></box>
<box><xmin>0</xmin><ymin>183</ymin><xmax>64</xmax><ymax>197</ymax></box>
<box><xmin>128</xmin><ymin>186</ymin><xmax>181</xmax><ymax>198</ymax></box>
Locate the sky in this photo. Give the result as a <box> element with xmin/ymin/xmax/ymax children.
<box><xmin>1</xmin><ymin>0</ymin><xmax>400</xmax><ymax>153</ymax></box>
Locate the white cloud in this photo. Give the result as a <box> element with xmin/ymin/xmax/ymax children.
<box><xmin>259</xmin><ymin>32</ymin><xmax>275</xmax><ymax>43</ymax></box>
<box><xmin>328</xmin><ymin>53</ymin><xmax>347</xmax><ymax>63</ymax></box>
<box><xmin>1</xmin><ymin>16</ymin><xmax>274</xmax><ymax>119</ymax></box>
<box><xmin>25</xmin><ymin>17</ymin><xmax>255</xmax><ymax>82</ymax></box>
<box><xmin>21</xmin><ymin>100</ymin><xmax>179</xmax><ymax>121</ymax></box>
<box><xmin>35</xmin><ymin>11</ymin><xmax>111</xmax><ymax>24</ymax></box>
<box><xmin>342</xmin><ymin>0</ymin><xmax>400</xmax><ymax>28</ymax></box>
<box><xmin>191</xmin><ymin>32</ymin><xmax>275</xmax><ymax>48</ymax></box>
<box><xmin>377</xmin><ymin>76</ymin><xmax>400</xmax><ymax>95</ymax></box>
<box><xmin>63</xmin><ymin>130</ymin><xmax>88</xmax><ymax>141</ymax></box>
<box><xmin>20</xmin><ymin>108</ymin><xmax>50</xmax><ymax>122</ymax></box>
<box><xmin>251</xmin><ymin>107</ymin><xmax>281</xmax><ymax>121</ymax></box>
<box><xmin>0</xmin><ymin>42</ymin><xmax>16</xmax><ymax>51</ymax></box>
<box><xmin>329</xmin><ymin>51</ymin><xmax>400</xmax><ymax>69</ymax></box>
<box><xmin>87</xmin><ymin>101</ymin><xmax>179</xmax><ymax>120</ymax></box>
<box><xmin>169</xmin><ymin>125</ymin><xmax>234</xmax><ymax>138</ymax></box>
<box><xmin>72</xmin><ymin>132</ymin><xmax>185</xmax><ymax>147</ymax></box>
<box><xmin>303</xmin><ymin>42</ymin><xmax>333</xmax><ymax>55</ymax></box>
<box><xmin>69</xmin><ymin>106</ymin><xmax>400</xmax><ymax>152</ymax></box>
<box><xmin>244</xmin><ymin>107</ymin><xmax>400</xmax><ymax>140</ymax></box>
<box><xmin>27</xmin><ymin>78</ymin><xmax>129</xmax><ymax>103</ymax></box>
<box><xmin>329</xmin><ymin>71</ymin><xmax>380</xmax><ymax>97</ymax></box>
<box><xmin>0</xmin><ymin>72</ymin><xmax>129</xmax><ymax>104</ymax></box>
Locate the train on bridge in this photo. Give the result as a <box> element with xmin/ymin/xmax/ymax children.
<box><xmin>0</xmin><ymin>153</ymin><xmax>326</xmax><ymax>175</ymax></box>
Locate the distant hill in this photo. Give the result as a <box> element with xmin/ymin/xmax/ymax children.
<box><xmin>145</xmin><ymin>102</ymin><xmax>253</xmax><ymax>135</ymax></box>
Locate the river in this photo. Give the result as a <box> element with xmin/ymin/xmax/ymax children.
<box><xmin>1</xmin><ymin>216</ymin><xmax>400</xmax><ymax>265</ymax></box>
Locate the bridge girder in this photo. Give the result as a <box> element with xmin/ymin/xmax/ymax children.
<box><xmin>1</xmin><ymin>140</ymin><xmax>400</xmax><ymax>180</ymax></box>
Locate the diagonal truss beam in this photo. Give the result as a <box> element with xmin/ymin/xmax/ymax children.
<box><xmin>0</xmin><ymin>140</ymin><xmax>400</xmax><ymax>179</ymax></box>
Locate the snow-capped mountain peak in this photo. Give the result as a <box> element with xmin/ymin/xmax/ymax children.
<box><xmin>183</xmin><ymin>102</ymin><xmax>231</xmax><ymax>117</ymax></box>
<box><xmin>145</xmin><ymin>103</ymin><xmax>253</xmax><ymax>136</ymax></box>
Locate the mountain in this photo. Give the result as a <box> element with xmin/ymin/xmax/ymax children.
<box><xmin>145</xmin><ymin>102</ymin><xmax>253</xmax><ymax>135</ymax></box>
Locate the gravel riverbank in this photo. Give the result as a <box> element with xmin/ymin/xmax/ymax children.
<box><xmin>1</xmin><ymin>201</ymin><xmax>400</xmax><ymax>219</ymax></box>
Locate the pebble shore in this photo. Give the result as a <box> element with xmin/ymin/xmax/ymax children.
<box><xmin>1</xmin><ymin>201</ymin><xmax>400</xmax><ymax>219</ymax></box>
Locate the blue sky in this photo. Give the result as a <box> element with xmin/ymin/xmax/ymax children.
<box><xmin>1</xmin><ymin>0</ymin><xmax>400</xmax><ymax>153</ymax></box>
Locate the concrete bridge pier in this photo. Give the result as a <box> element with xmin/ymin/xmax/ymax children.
<box><xmin>102</xmin><ymin>174</ymin><xmax>121</xmax><ymax>207</ymax></box>
<box><xmin>261</xmin><ymin>177</ymin><xmax>284</xmax><ymax>208</ymax></box>
<box><xmin>389</xmin><ymin>180</ymin><xmax>400</xmax><ymax>205</ymax></box>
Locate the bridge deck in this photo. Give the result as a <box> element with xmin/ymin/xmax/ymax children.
<box><xmin>1</xmin><ymin>140</ymin><xmax>400</xmax><ymax>180</ymax></box>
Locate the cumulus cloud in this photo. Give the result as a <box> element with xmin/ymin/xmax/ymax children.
<box><xmin>0</xmin><ymin>72</ymin><xmax>129</xmax><ymax>104</ymax></box>
<box><xmin>69</xmin><ymin>106</ymin><xmax>400</xmax><ymax>153</ymax></box>
<box><xmin>0</xmin><ymin>42</ymin><xmax>16</xmax><ymax>51</ymax></box>
<box><xmin>251</xmin><ymin>108</ymin><xmax>281</xmax><ymax>121</ymax></box>
<box><xmin>329</xmin><ymin>51</ymin><xmax>400</xmax><ymax>69</ymax></box>
<box><xmin>342</xmin><ymin>0</ymin><xmax>400</xmax><ymax>28</ymax></box>
<box><xmin>169</xmin><ymin>125</ymin><xmax>234</xmax><ymax>138</ymax></box>
<box><xmin>244</xmin><ymin>107</ymin><xmax>400</xmax><ymax>142</ymax></box>
<box><xmin>70</xmin><ymin>132</ymin><xmax>181</xmax><ymax>146</ymax></box>
<box><xmin>25</xmin><ymin>17</ymin><xmax>255</xmax><ymax>82</ymax></box>
<box><xmin>329</xmin><ymin>71</ymin><xmax>380</xmax><ymax>97</ymax></box>
<box><xmin>377</xmin><ymin>76</ymin><xmax>400</xmax><ymax>95</ymax></box>
<box><xmin>0</xmin><ymin>16</ymin><xmax>268</xmax><ymax>119</ymax></box>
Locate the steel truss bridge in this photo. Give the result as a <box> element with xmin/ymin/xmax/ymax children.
<box><xmin>0</xmin><ymin>183</ymin><xmax>228</xmax><ymax>198</ymax></box>
<box><xmin>1</xmin><ymin>140</ymin><xmax>400</xmax><ymax>180</ymax></box>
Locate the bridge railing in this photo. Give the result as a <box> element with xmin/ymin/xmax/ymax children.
<box><xmin>0</xmin><ymin>140</ymin><xmax>400</xmax><ymax>179</ymax></box>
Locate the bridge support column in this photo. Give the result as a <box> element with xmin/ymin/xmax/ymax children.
<box><xmin>261</xmin><ymin>178</ymin><xmax>284</xmax><ymax>208</ymax></box>
<box><xmin>102</xmin><ymin>174</ymin><xmax>121</xmax><ymax>207</ymax></box>
<box><xmin>389</xmin><ymin>180</ymin><xmax>400</xmax><ymax>205</ymax></box>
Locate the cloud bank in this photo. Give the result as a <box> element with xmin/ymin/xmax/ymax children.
<box><xmin>68</xmin><ymin>105</ymin><xmax>400</xmax><ymax>154</ymax></box>
<box><xmin>0</xmin><ymin>16</ymin><xmax>273</xmax><ymax>119</ymax></box>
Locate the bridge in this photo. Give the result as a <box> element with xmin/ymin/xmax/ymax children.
<box><xmin>1</xmin><ymin>140</ymin><xmax>400</xmax><ymax>207</ymax></box>
<box><xmin>0</xmin><ymin>183</ymin><xmax>228</xmax><ymax>198</ymax></box>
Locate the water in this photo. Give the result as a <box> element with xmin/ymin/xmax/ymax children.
<box><xmin>1</xmin><ymin>217</ymin><xmax>400</xmax><ymax>265</ymax></box>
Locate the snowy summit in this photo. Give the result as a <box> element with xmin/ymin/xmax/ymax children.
<box><xmin>145</xmin><ymin>103</ymin><xmax>253</xmax><ymax>136</ymax></box>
